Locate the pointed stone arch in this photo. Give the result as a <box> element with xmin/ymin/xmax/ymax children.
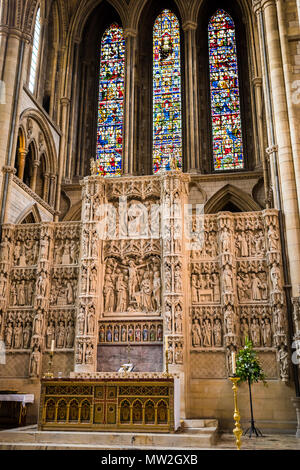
<box><xmin>205</xmin><ymin>184</ymin><xmax>261</xmax><ymax>214</ymax></box>
<box><xmin>16</xmin><ymin>203</ymin><xmax>42</xmax><ymax>224</ymax></box>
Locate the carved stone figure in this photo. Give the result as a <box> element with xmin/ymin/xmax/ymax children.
<box><xmin>104</xmin><ymin>270</ymin><xmax>115</xmax><ymax>312</ymax></box>
<box><xmin>5</xmin><ymin>323</ymin><xmax>13</xmax><ymax>348</ymax></box>
<box><xmin>14</xmin><ymin>322</ymin><xmax>23</xmax><ymax>349</ymax></box>
<box><xmin>85</xmin><ymin>344</ymin><xmax>93</xmax><ymax>364</ymax></box>
<box><xmin>213</xmin><ymin>319</ymin><xmax>222</xmax><ymax>347</ymax></box>
<box><xmin>66</xmin><ymin>321</ymin><xmax>75</xmax><ymax>349</ymax></box>
<box><xmin>211</xmin><ymin>273</ymin><xmax>220</xmax><ymax>302</ymax></box>
<box><xmin>116</xmin><ymin>272</ymin><xmax>128</xmax><ymax>312</ymax></box>
<box><xmin>250</xmin><ymin>318</ymin><xmax>261</xmax><ymax>347</ymax></box>
<box><xmin>252</xmin><ymin>274</ymin><xmax>262</xmax><ymax>301</ymax></box>
<box><xmin>56</xmin><ymin>321</ymin><xmax>66</xmax><ymax>349</ymax></box>
<box><xmin>174</xmin><ymin>265</ymin><xmax>182</xmax><ymax>292</ymax></box>
<box><xmin>240</xmin><ymin>318</ymin><xmax>249</xmax><ymax>345</ymax></box>
<box><xmin>223</xmin><ymin>265</ymin><xmax>233</xmax><ymax>293</ymax></box>
<box><xmin>174</xmin><ymin>305</ymin><xmax>182</xmax><ymax>334</ymax></box>
<box><xmin>23</xmin><ymin>322</ymin><xmax>32</xmax><ymax>349</ymax></box>
<box><xmin>153</xmin><ymin>270</ymin><xmax>161</xmax><ymax>310</ymax></box>
<box><xmin>192</xmin><ymin>319</ymin><xmax>202</xmax><ymax>347</ymax></box>
<box><xmin>262</xmin><ymin>318</ymin><xmax>272</xmax><ymax>347</ymax></box>
<box><xmin>29</xmin><ymin>345</ymin><xmax>40</xmax><ymax>377</ymax></box>
<box><xmin>33</xmin><ymin>310</ymin><xmax>43</xmax><ymax>336</ymax></box>
<box><xmin>76</xmin><ymin>343</ymin><xmax>83</xmax><ymax>364</ymax></box>
<box><xmin>270</xmin><ymin>264</ymin><xmax>281</xmax><ymax>292</ymax></box>
<box><xmin>140</xmin><ymin>273</ymin><xmax>152</xmax><ymax>312</ymax></box>
<box><xmin>203</xmin><ymin>319</ymin><xmax>212</xmax><ymax>347</ymax></box>
<box><xmin>46</xmin><ymin>321</ymin><xmax>55</xmax><ymax>349</ymax></box>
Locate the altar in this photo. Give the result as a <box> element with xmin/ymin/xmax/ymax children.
<box><xmin>38</xmin><ymin>373</ymin><xmax>180</xmax><ymax>433</ymax></box>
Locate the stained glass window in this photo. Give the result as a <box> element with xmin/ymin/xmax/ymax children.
<box><xmin>29</xmin><ymin>7</ymin><xmax>41</xmax><ymax>93</ymax></box>
<box><xmin>153</xmin><ymin>10</ymin><xmax>182</xmax><ymax>174</ymax></box>
<box><xmin>96</xmin><ymin>24</ymin><xmax>125</xmax><ymax>177</ymax></box>
<box><xmin>208</xmin><ymin>10</ymin><xmax>244</xmax><ymax>171</ymax></box>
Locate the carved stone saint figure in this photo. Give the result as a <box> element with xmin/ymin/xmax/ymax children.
<box><xmin>203</xmin><ymin>319</ymin><xmax>212</xmax><ymax>347</ymax></box>
<box><xmin>104</xmin><ymin>269</ymin><xmax>115</xmax><ymax>312</ymax></box>
<box><xmin>23</xmin><ymin>322</ymin><xmax>32</xmax><ymax>349</ymax></box>
<box><xmin>33</xmin><ymin>310</ymin><xmax>43</xmax><ymax>336</ymax></box>
<box><xmin>221</xmin><ymin>228</ymin><xmax>231</xmax><ymax>252</ymax></box>
<box><xmin>270</xmin><ymin>264</ymin><xmax>281</xmax><ymax>292</ymax></box>
<box><xmin>140</xmin><ymin>273</ymin><xmax>152</xmax><ymax>312</ymax></box>
<box><xmin>268</xmin><ymin>225</ymin><xmax>279</xmax><ymax>251</ymax></box>
<box><xmin>174</xmin><ymin>265</ymin><xmax>182</xmax><ymax>292</ymax></box>
<box><xmin>213</xmin><ymin>319</ymin><xmax>222</xmax><ymax>347</ymax></box>
<box><xmin>252</xmin><ymin>274</ymin><xmax>262</xmax><ymax>301</ymax></box>
<box><xmin>250</xmin><ymin>318</ymin><xmax>261</xmax><ymax>347</ymax></box>
<box><xmin>76</xmin><ymin>343</ymin><xmax>83</xmax><ymax>364</ymax></box>
<box><xmin>116</xmin><ymin>272</ymin><xmax>128</xmax><ymax>312</ymax></box>
<box><xmin>153</xmin><ymin>270</ymin><xmax>161</xmax><ymax>310</ymax></box>
<box><xmin>66</xmin><ymin>281</ymin><xmax>74</xmax><ymax>305</ymax></box>
<box><xmin>224</xmin><ymin>305</ymin><xmax>235</xmax><ymax>336</ymax></box>
<box><xmin>5</xmin><ymin>323</ymin><xmax>13</xmax><ymax>348</ymax></box>
<box><xmin>46</xmin><ymin>321</ymin><xmax>55</xmax><ymax>349</ymax></box>
<box><xmin>29</xmin><ymin>344</ymin><xmax>40</xmax><ymax>377</ymax></box>
<box><xmin>85</xmin><ymin>343</ymin><xmax>93</xmax><ymax>364</ymax></box>
<box><xmin>174</xmin><ymin>305</ymin><xmax>182</xmax><ymax>334</ymax></box>
<box><xmin>223</xmin><ymin>265</ymin><xmax>233</xmax><ymax>293</ymax></box>
<box><xmin>240</xmin><ymin>318</ymin><xmax>249</xmax><ymax>346</ymax></box>
<box><xmin>14</xmin><ymin>322</ymin><xmax>23</xmax><ymax>349</ymax></box>
<box><xmin>192</xmin><ymin>319</ymin><xmax>202</xmax><ymax>347</ymax></box>
<box><xmin>66</xmin><ymin>321</ymin><xmax>75</xmax><ymax>349</ymax></box>
<box><xmin>262</xmin><ymin>318</ymin><xmax>272</xmax><ymax>347</ymax></box>
<box><xmin>56</xmin><ymin>321</ymin><xmax>66</xmax><ymax>349</ymax></box>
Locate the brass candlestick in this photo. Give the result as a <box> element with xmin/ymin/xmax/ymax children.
<box><xmin>44</xmin><ymin>351</ymin><xmax>54</xmax><ymax>379</ymax></box>
<box><xmin>229</xmin><ymin>376</ymin><xmax>243</xmax><ymax>450</ymax></box>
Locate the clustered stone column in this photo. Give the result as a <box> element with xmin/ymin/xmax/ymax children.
<box><xmin>74</xmin><ymin>176</ymin><xmax>105</xmax><ymax>373</ymax></box>
<box><xmin>218</xmin><ymin>213</ymin><xmax>239</xmax><ymax>373</ymax></box>
<box><xmin>182</xmin><ymin>21</ymin><xmax>200</xmax><ymax>173</ymax></box>
<box><xmin>0</xmin><ymin>226</ymin><xmax>14</xmax><ymax>340</ymax></box>
<box><xmin>162</xmin><ymin>172</ymin><xmax>190</xmax><ymax>388</ymax></box>
<box><xmin>253</xmin><ymin>0</ymin><xmax>300</xmax><ymax>298</ymax></box>
<box><xmin>263</xmin><ymin>210</ymin><xmax>289</xmax><ymax>381</ymax></box>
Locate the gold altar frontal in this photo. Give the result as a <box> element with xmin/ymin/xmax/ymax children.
<box><xmin>38</xmin><ymin>374</ymin><xmax>180</xmax><ymax>433</ymax></box>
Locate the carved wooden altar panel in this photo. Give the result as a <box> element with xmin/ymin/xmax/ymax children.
<box><xmin>39</xmin><ymin>377</ymin><xmax>176</xmax><ymax>433</ymax></box>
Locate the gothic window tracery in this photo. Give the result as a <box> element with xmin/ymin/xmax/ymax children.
<box><xmin>153</xmin><ymin>9</ymin><xmax>182</xmax><ymax>174</ymax></box>
<box><xmin>96</xmin><ymin>23</ymin><xmax>125</xmax><ymax>177</ymax></box>
<box><xmin>208</xmin><ymin>9</ymin><xmax>244</xmax><ymax>171</ymax></box>
<box><xmin>29</xmin><ymin>7</ymin><xmax>41</xmax><ymax>94</ymax></box>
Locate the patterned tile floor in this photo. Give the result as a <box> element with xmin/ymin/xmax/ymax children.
<box><xmin>216</xmin><ymin>433</ymin><xmax>300</xmax><ymax>450</ymax></box>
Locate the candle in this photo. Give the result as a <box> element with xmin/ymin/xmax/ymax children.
<box><xmin>231</xmin><ymin>351</ymin><xmax>236</xmax><ymax>375</ymax></box>
<box><xmin>165</xmin><ymin>336</ymin><xmax>169</xmax><ymax>353</ymax></box>
<box><xmin>51</xmin><ymin>340</ymin><xmax>55</xmax><ymax>353</ymax></box>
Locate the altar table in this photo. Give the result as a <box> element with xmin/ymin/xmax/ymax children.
<box><xmin>38</xmin><ymin>373</ymin><xmax>180</xmax><ymax>433</ymax></box>
<box><xmin>0</xmin><ymin>394</ymin><xmax>34</xmax><ymax>427</ymax></box>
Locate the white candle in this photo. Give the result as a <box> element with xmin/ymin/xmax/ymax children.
<box><xmin>51</xmin><ymin>340</ymin><xmax>55</xmax><ymax>353</ymax></box>
<box><xmin>232</xmin><ymin>352</ymin><xmax>236</xmax><ymax>375</ymax></box>
<box><xmin>165</xmin><ymin>336</ymin><xmax>169</xmax><ymax>353</ymax></box>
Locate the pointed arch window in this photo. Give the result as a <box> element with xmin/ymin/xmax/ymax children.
<box><xmin>153</xmin><ymin>10</ymin><xmax>182</xmax><ymax>174</ymax></box>
<box><xmin>208</xmin><ymin>10</ymin><xmax>244</xmax><ymax>171</ymax></box>
<box><xmin>96</xmin><ymin>23</ymin><xmax>125</xmax><ymax>177</ymax></box>
<box><xmin>29</xmin><ymin>7</ymin><xmax>41</xmax><ymax>93</ymax></box>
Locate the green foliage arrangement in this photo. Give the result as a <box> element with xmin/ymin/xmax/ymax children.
<box><xmin>236</xmin><ymin>337</ymin><xmax>266</xmax><ymax>385</ymax></box>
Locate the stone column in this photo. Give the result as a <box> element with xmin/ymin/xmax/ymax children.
<box><xmin>49</xmin><ymin>174</ymin><xmax>56</xmax><ymax>207</ymax></box>
<box><xmin>123</xmin><ymin>29</ymin><xmax>137</xmax><ymax>175</ymax></box>
<box><xmin>30</xmin><ymin>223</ymin><xmax>54</xmax><ymax>379</ymax></box>
<box><xmin>17</xmin><ymin>149</ymin><xmax>27</xmax><ymax>181</ymax></box>
<box><xmin>161</xmin><ymin>172</ymin><xmax>190</xmax><ymax>418</ymax></box>
<box><xmin>217</xmin><ymin>213</ymin><xmax>239</xmax><ymax>373</ymax></box>
<box><xmin>55</xmin><ymin>97</ymin><xmax>70</xmax><ymax>222</ymax></box>
<box><xmin>182</xmin><ymin>22</ymin><xmax>200</xmax><ymax>173</ymax></box>
<box><xmin>253</xmin><ymin>0</ymin><xmax>300</xmax><ymax>297</ymax></box>
<box><xmin>276</xmin><ymin>0</ymin><xmax>300</xmax><ymax>212</ymax></box>
<box><xmin>74</xmin><ymin>176</ymin><xmax>105</xmax><ymax>373</ymax></box>
<box><xmin>43</xmin><ymin>172</ymin><xmax>50</xmax><ymax>202</ymax></box>
<box><xmin>30</xmin><ymin>160</ymin><xmax>40</xmax><ymax>193</ymax></box>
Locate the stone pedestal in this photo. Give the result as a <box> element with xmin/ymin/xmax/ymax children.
<box><xmin>291</xmin><ymin>397</ymin><xmax>300</xmax><ymax>438</ymax></box>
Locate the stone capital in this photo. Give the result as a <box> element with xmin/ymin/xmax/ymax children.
<box><xmin>182</xmin><ymin>21</ymin><xmax>198</xmax><ymax>32</ymax></box>
<box><xmin>60</xmin><ymin>97</ymin><xmax>70</xmax><ymax>107</ymax></box>
<box><xmin>252</xmin><ymin>76</ymin><xmax>263</xmax><ymax>87</ymax></box>
<box><xmin>124</xmin><ymin>28</ymin><xmax>137</xmax><ymax>39</ymax></box>
<box><xmin>266</xmin><ymin>145</ymin><xmax>278</xmax><ymax>155</ymax></box>
<box><xmin>1</xmin><ymin>166</ymin><xmax>16</xmax><ymax>175</ymax></box>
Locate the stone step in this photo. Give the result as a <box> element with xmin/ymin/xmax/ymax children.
<box><xmin>0</xmin><ymin>425</ymin><xmax>219</xmax><ymax>449</ymax></box>
<box><xmin>183</xmin><ymin>419</ymin><xmax>219</xmax><ymax>429</ymax></box>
